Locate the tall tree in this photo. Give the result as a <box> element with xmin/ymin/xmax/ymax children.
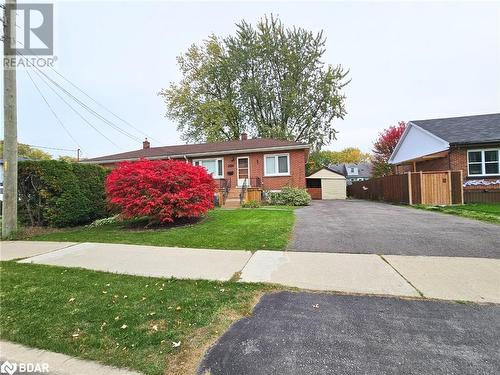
<box><xmin>160</xmin><ymin>15</ymin><xmax>349</xmax><ymax>148</ymax></box>
<box><xmin>372</xmin><ymin>121</ymin><xmax>406</xmax><ymax>177</ymax></box>
<box><xmin>0</xmin><ymin>141</ymin><xmax>51</xmax><ymax>160</ymax></box>
<box><xmin>306</xmin><ymin>147</ymin><xmax>371</xmax><ymax>174</ymax></box>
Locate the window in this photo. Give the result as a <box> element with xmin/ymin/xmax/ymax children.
<box><xmin>264</xmin><ymin>154</ymin><xmax>290</xmax><ymax>176</ymax></box>
<box><xmin>467</xmin><ymin>149</ymin><xmax>499</xmax><ymax>176</ymax></box>
<box><xmin>193</xmin><ymin>158</ymin><xmax>224</xmax><ymax>178</ymax></box>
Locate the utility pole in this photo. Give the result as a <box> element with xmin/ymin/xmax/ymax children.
<box><xmin>2</xmin><ymin>0</ymin><xmax>18</xmax><ymax>238</ymax></box>
<box><xmin>77</xmin><ymin>148</ymin><xmax>80</xmax><ymax>162</ymax></box>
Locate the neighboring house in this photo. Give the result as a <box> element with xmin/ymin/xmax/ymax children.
<box><xmin>306</xmin><ymin>167</ymin><xmax>346</xmax><ymax>200</ymax></box>
<box><xmin>329</xmin><ymin>162</ymin><xmax>373</xmax><ymax>185</ymax></box>
<box><xmin>83</xmin><ymin>133</ymin><xmax>310</xmax><ymax>206</ymax></box>
<box><xmin>389</xmin><ymin>113</ymin><xmax>500</xmax><ymax>201</ymax></box>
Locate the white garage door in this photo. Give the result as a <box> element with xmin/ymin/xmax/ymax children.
<box><xmin>321</xmin><ymin>179</ymin><xmax>346</xmax><ymax>199</ymax></box>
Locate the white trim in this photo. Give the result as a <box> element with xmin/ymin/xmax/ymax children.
<box><xmin>389</xmin><ymin>122</ymin><xmax>449</xmax><ymax>164</ymax></box>
<box><xmin>264</xmin><ymin>153</ymin><xmax>290</xmax><ymax>176</ymax></box>
<box><xmin>236</xmin><ymin>156</ymin><xmax>250</xmax><ymax>187</ymax></box>
<box><xmin>193</xmin><ymin>157</ymin><xmax>224</xmax><ymax>179</ymax></box>
<box><xmin>467</xmin><ymin>148</ymin><xmax>500</xmax><ymax>177</ymax></box>
<box><xmin>81</xmin><ymin>144</ymin><xmax>310</xmax><ymax>164</ymax></box>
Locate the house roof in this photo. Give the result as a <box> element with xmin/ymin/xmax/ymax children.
<box><xmin>327</xmin><ymin>163</ymin><xmax>373</xmax><ymax>179</ymax></box>
<box><xmin>83</xmin><ymin>138</ymin><xmax>310</xmax><ymax>163</ymax></box>
<box><xmin>344</xmin><ymin>163</ymin><xmax>373</xmax><ymax>178</ymax></box>
<box><xmin>307</xmin><ymin>167</ymin><xmax>345</xmax><ymax>180</ymax></box>
<box><xmin>411</xmin><ymin>113</ymin><xmax>500</xmax><ymax>145</ymax></box>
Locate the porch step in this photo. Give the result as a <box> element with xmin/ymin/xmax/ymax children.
<box><xmin>222</xmin><ymin>198</ymin><xmax>241</xmax><ymax>209</ymax></box>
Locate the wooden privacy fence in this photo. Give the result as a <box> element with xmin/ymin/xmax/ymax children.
<box><xmin>347</xmin><ymin>171</ymin><xmax>464</xmax><ymax>205</ymax></box>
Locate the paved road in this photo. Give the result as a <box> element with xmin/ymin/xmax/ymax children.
<box><xmin>198</xmin><ymin>292</ymin><xmax>500</xmax><ymax>375</ymax></box>
<box><xmin>289</xmin><ymin>200</ymin><xmax>500</xmax><ymax>258</ymax></box>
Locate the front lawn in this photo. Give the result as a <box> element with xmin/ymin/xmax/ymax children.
<box><xmin>414</xmin><ymin>203</ymin><xmax>500</xmax><ymax>224</ymax></box>
<box><xmin>0</xmin><ymin>262</ymin><xmax>274</xmax><ymax>375</ymax></box>
<box><xmin>26</xmin><ymin>208</ymin><xmax>295</xmax><ymax>250</ymax></box>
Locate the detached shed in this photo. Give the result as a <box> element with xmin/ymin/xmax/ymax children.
<box><xmin>306</xmin><ymin>168</ymin><xmax>347</xmax><ymax>200</ymax></box>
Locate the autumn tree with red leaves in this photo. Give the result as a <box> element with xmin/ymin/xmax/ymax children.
<box><xmin>372</xmin><ymin>121</ymin><xmax>406</xmax><ymax>177</ymax></box>
<box><xmin>105</xmin><ymin>159</ymin><xmax>216</xmax><ymax>224</ymax></box>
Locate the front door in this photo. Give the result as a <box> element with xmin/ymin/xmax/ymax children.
<box><xmin>237</xmin><ymin>157</ymin><xmax>250</xmax><ymax>186</ymax></box>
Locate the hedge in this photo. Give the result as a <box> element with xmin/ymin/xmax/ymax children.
<box><xmin>18</xmin><ymin>160</ymin><xmax>108</xmax><ymax>227</ymax></box>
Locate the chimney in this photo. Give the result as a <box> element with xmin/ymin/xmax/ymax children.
<box><xmin>143</xmin><ymin>138</ymin><xmax>150</xmax><ymax>149</ymax></box>
<box><xmin>240</xmin><ymin>132</ymin><xmax>248</xmax><ymax>141</ymax></box>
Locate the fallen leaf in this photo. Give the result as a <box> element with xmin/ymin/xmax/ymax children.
<box><xmin>121</xmin><ymin>324</ymin><xmax>128</xmax><ymax>329</ymax></box>
<box><xmin>172</xmin><ymin>341</ymin><xmax>181</xmax><ymax>348</ymax></box>
<box><xmin>176</xmin><ymin>306</ymin><xmax>181</xmax><ymax>311</ymax></box>
<box><xmin>68</xmin><ymin>297</ymin><xmax>76</xmax><ymax>302</ymax></box>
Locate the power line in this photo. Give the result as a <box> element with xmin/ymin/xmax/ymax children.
<box><xmin>27</xmin><ymin>62</ymin><xmax>143</xmax><ymax>143</ymax></box>
<box><xmin>47</xmin><ymin>65</ymin><xmax>164</xmax><ymax>144</ymax></box>
<box><xmin>24</xmin><ymin>68</ymin><xmax>82</xmax><ymax>150</ymax></box>
<box><xmin>15</xmin><ymin>41</ymin><xmax>161</xmax><ymax>144</ymax></box>
<box><xmin>24</xmin><ymin>58</ymin><xmax>121</xmax><ymax>149</ymax></box>
<box><xmin>25</xmin><ymin>144</ymin><xmax>77</xmax><ymax>152</ymax></box>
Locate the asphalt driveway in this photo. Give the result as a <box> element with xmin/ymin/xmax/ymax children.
<box><xmin>198</xmin><ymin>292</ymin><xmax>500</xmax><ymax>375</ymax></box>
<box><xmin>289</xmin><ymin>200</ymin><xmax>500</xmax><ymax>258</ymax></box>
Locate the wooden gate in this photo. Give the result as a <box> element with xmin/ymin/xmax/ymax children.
<box><xmin>421</xmin><ymin>172</ymin><xmax>451</xmax><ymax>205</ymax></box>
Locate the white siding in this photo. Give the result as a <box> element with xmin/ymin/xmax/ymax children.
<box><xmin>321</xmin><ymin>179</ymin><xmax>346</xmax><ymax>199</ymax></box>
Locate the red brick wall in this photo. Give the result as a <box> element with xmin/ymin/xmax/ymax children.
<box><xmin>415</xmin><ymin>156</ymin><xmax>450</xmax><ymax>172</ymax></box>
<box><xmin>307</xmin><ymin>188</ymin><xmax>322</xmax><ymax>200</ymax></box>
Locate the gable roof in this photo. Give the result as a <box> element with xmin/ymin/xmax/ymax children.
<box><xmin>307</xmin><ymin>167</ymin><xmax>345</xmax><ymax>180</ymax></box>
<box><xmin>411</xmin><ymin>113</ymin><xmax>500</xmax><ymax>145</ymax></box>
<box><xmin>83</xmin><ymin>138</ymin><xmax>309</xmax><ymax>163</ymax></box>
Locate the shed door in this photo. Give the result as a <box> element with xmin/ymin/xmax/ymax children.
<box><xmin>321</xmin><ymin>179</ymin><xmax>347</xmax><ymax>199</ymax></box>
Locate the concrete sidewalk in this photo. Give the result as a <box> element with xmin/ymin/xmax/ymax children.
<box><xmin>5</xmin><ymin>241</ymin><xmax>500</xmax><ymax>303</ymax></box>
<box><xmin>0</xmin><ymin>340</ymin><xmax>139</xmax><ymax>375</ymax></box>
<box><xmin>17</xmin><ymin>242</ymin><xmax>252</xmax><ymax>281</ymax></box>
<box><xmin>0</xmin><ymin>241</ymin><xmax>77</xmax><ymax>261</ymax></box>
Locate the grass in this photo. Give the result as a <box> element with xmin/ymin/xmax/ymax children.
<box><xmin>26</xmin><ymin>208</ymin><xmax>296</xmax><ymax>251</ymax></box>
<box><xmin>413</xmin><ymin>203</ymin><xmax>500</xmax><ymax>224</ymax></box>
<box><xmin>0</xmin><ymin>261</ymin><xmax>274</xmax><ymax>375</ymax></box>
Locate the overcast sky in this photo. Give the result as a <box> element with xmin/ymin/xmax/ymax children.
<box><xmin>2</xmin><ymin>0</ymin><xmax>499</xmax><ymax>159</ymax></box>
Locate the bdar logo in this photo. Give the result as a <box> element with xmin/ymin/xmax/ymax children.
<box><xmin>0</xmin><ymin>360</ymin><xmax>18</xmax><ymax>375</ymax></box>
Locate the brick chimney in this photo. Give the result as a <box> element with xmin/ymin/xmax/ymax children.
<box><xmin>143</xmin><ymin>138</ymin><xmax>150</xmax><ymax>149</ymax></box>
<box><xmin>240</xmin><ymin>132</ymin><xmax>248</xmax><ymax>141</ymax></box>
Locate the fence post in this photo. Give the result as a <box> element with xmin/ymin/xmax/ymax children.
<box><xmin>459</xmin><ymin>170</ymin><xmax>464</xmax><ymax>204</ymax></box>
<box><xmin>419</xmin><ymin>171</ymin><xmax>424</xmax><ymax>204</ymax></box>
<box><xmin>447</xmin><ymin>170</ymin><xmax>452</xmax><ymax>205</ymax></box>
<box><xmin>407</xmin><ymin>172</ymin><xmax>413</xmax><ymax>205</ymax></box>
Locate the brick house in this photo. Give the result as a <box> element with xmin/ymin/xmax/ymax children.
<box><xmin>389</xmin><ymin>113</ymin><xmax>500</xmax><ymax>202</ymax></box>
<box><xmin>83</xmin><ymin>133</ymin><xmax>310</xmax><ymax>207</ymax></box>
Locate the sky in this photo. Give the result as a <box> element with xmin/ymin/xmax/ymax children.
<box><xmin>1</xmin><ymin>0</ymin><xmax>499</xmax><ymax>159</ymax></box>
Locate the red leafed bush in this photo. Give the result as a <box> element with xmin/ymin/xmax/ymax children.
<box><xmin>105</xmin><ymin>159</ymin><xmax>216</xmax><ymax>223</ymax></box>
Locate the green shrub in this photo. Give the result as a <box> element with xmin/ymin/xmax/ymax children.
<box><xmin>18</xmin><ymin>160</ymin><xmax>108</xmax><ymax>227</ymax></box>
<box><xmin>242</xmin><ymin>200</ymin><xmax>261</xmax><ymax>208</ymax></box>
<box><xmin>268</xmin><ymin>187</ymin><xmax>311</xmax><ymax>206</ymax></box>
